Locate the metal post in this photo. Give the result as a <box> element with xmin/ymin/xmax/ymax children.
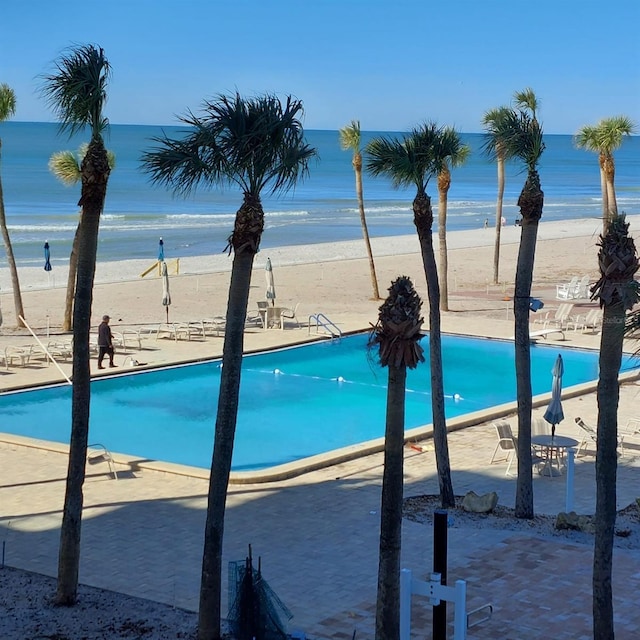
<box><xmin>433</xmin><ymin>509</ymin><xmax>448</xmax><ymax>639</ymax></box>
<box><xmin>399</xmin><ymin>568</ymin><xmax>412</xmax><ymax>640</ymax></box>
<box><xmin>565</xmin><ymin>448</ymin><xmax>575</xmax><ymax>512</ymax></box>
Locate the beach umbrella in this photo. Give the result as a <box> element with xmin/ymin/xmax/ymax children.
<box><xmin>543</xmin><ymin>354</ymin><xmax>564</xmax><ymax>438</ymax></box>
<box><xmin>44</xmin><ymin>242</ymin><xmax>52</xmax><ymax>272</ymax></box>
<box><xmin>265</xmin><ymin>257</ymin><xmax>276</xmax><ymax>306</ymax></box>
<box><xmin>161</xmin><ymin>260</ymin><xmax>171</xmax><ymax>322</ymax></box>
<box><xmin>158</xmin><ymin>237</ymin><xmax>164</xmax><ymax>261</ymax></box>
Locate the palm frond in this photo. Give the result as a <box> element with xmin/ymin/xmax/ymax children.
<box><xmin>0</xmin><ymin>83</ymin><xmax>17</xmax><ymax>122</ymax></box>
<box><xmin>141</xmin><ymin>92</ymin><xmax>317</xmax><ymax>199</ymax></box>
<box><xmin>481</xmin><ymin>106</ymin><xmax>511</xmax><ymax>160</ymax></box>
<box><xmin>40</xmin><ymin>44</ymin><xmax>111</xmax><ymax>139</ymax></box>
<box><xmin>49</xmin><ymin>150</ymin><xmax>81</xmax><ymax>185</ymax></box>
<box><xmin>339</xmin><ymin>120</ymin><xmax>361</xmax><ymax>152</ymax></box>
<box><xmin>513</xmin><ymin>87</ymin><xmax>539</xmax><ymax>118</ymax></box>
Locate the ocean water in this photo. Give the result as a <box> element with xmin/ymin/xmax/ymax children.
<box><xmin>0</xmin><ymin>121</ymin><xmax>638</xmax><ymax>268</ymax></box>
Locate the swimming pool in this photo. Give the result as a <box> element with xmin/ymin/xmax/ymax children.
<box><xmin>0</xmin><ymin>334</ymin><xmax>631</xmax><ymax>471</ymax></box>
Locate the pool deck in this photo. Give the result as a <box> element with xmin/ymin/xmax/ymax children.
<box><xmin>2</xmin><ymin>283</ymin><xmax>640</xmax><ymax>637</ymax></box>
<box><xmin>1</xmin><ymin>383</ymin><xmax>640</xmax><ymax>638</ymax></box>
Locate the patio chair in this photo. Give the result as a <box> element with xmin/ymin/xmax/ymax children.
<box><xmin>556</xmin><ymin>276</ymin><xmax>579</xmax><ymax>300</ymax></box>
<box><xmin>574</xmin><ymin>275</ymin><xmax>591</xmax><ymax>299</ymax></box>
<box><xmin>539</xmin><ymin>303</ymin><xmax>575</xmax><ymax>330</ymax></box>
<box><xmin>568</xmin><ymin>308</ymin><xmax>602</xmax><ymax>333</ymax></box>
<box><xmin>280</xmin><ymin>302</ymin><xmax>301</xmax><ymax>328</ymax></box>
<box><xmin>490</xmin><ymin>421</ymin><xmax>545</xmax><ymax>476</ymax></box>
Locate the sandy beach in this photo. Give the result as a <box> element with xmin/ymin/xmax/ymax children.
<box><xmin>1</xmin><ymin>215</ymin><xmax>640</xmax><ymax>638</ymax></box>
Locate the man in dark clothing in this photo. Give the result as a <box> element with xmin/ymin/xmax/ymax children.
<box><xmin>97</xmin><ymin>314</ymin><xmax>116</xmax><ymax>369</ymax></box>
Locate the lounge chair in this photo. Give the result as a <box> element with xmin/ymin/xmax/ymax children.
<box><xmin>575</xmin><ymin>417</ymin><xmax>597</xmax><ymax>456</ymax></box>
<box><xmin>620</xmin><ymin>419</ymin><xmax>640</xmax><ymax>456</ymax></box>
<box><xmin>4</xmin><ymin>345</ymin><xmax>33</xmax><ymax>367</ymax></box>
<box><xmin>569</xmin><ymin>308</ymin><xmax>602</xmax><ymax>333</ymax></box>
<box><xmin>575</xmin><ymin>416</ymin><xmax>626</xmax><ymax>456</ymax></box>
<box><xmin>543</xmin><ymin>303</ymin><xmax>574</xmax><ymax>330</ymax></box>
<box><xmin>556</xmin><ymin>276</ymin><xmax>579</xmax><ymax>300</ymax></box>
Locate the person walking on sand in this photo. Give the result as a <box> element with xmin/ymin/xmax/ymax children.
<box><xmin>97</xmin><ymin>314</ymin><xmax>116</xmax><ymax>369</ymax></box>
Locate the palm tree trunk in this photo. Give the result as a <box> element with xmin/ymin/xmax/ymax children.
<box><xmin>604</xmin><ymin>156</ymin><xmax>618</xmax><ymax>227</ymax></box>
<box><xmin>375</xmin><ymin>364</ymin><xmax>406</xmax><ymax>640</ymax></box>
<box><xmin>413</xmin><ymin>191</ymin><xmax>455</xmax><ymax>508</ymax></box>
<box><xmin>513</xmin><ymin>173</ymin><xmax>543</xmax><ymax>520</ymax></box>
<box><xmin>599</xmin><ymin>155</ymin><xmax>609</xmax><ymax>234</ymax></box>
<box><xmin>63</xmin><ymin>224</ymin><xmax>81</xmax><ymax>332</ymax></box>
<box><xmin>354</xmin><ymin>154</ymin><xmax>380</xmax><ymax>300</ymax></box>
<box><xmin>198</xmin><ymin>195</ymin><xmax>261</xmax><ymax>640</ymax></box>
<box><xmin>0</xmin><ymin>140</ymin><xmax>26</xmax><ymax>328</ymax></box>
<box><xmin>56</xmin><ymin>138</ymin><xmax>109</xmax><ymax>604</ymax></box>
<box><xmin>493</xmin><ymin>155</ymin><xmax>505</xmax><ymax>284</ymax></box>
<box><xmin>593</xmin><ymin>302</ymin><xmax>623</xmax><ymax>638</ymax></box>
<box><xmin>437</xmin><ymin>170</ymin><xmax>450</xmax><ymax>312</ymax></box>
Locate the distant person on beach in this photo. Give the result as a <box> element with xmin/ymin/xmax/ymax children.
<box><xmin>501</xmin><ymin>216</ymin><xmax>506</xmax><ymax>227</ymax></box>
<box><xmin>97</xmin><ymin>315</ymin><xmax>116</xmax><ymax>369</ymax></box>
<box><xmin>484</xmin><ymin>218</ymin><xmax>489</xmax><ymax>229</ymax></box>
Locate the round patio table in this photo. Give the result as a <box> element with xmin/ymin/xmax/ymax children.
<box><xmin>531</xmin><ymin>435</ymin><xmax>579</xmax><ymax>477</ymax></box>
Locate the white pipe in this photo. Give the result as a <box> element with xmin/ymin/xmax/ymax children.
<box><xmin>18</xmin><ymin>315</ymin><xmax>72</xmax><ymax>385</ymax></box>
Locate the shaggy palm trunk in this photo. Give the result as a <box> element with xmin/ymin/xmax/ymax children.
<box><xmin>437</xmin><ymin>169</ymin><xmax>450</xmax><ymax>312</ymax></box>
<box><xmin>493</xmin><ymin>153</ymin><xmax>505</xmax><ymax>284</ymax></box>
<box><xmin>413</xmin><ymin>191</ymin><xmax>455</xmax><ymax>507</ymax></box>
<box><xmin>63</xmin><ymin>225</ymin><xmax>81</xmax><ymax>331</ymax></box>
<box><xmin>0</xmin><ymin>139</ymin><xmax>25</xmax><ymax>328</ymax></box>
<box><xmin>56</xmin><ymin>137</ymin><xmax>110</xmax><ymax>604</ymax></box>
<box><xmin>375</xmin><ymin>363</ymin><xmax>406</xmax><ymax>640</ymax></box>
<box><xmin>198</xmin><ymin>193</ymin><xmax>263</xmax><ymax>640</ymax></box>
<box><xmin>353</xmin><ymin>153</ymin><xmax>380</xmax><ymax>300</ymax></box>
<box><xmin>593</xmin><ymin>303</ymin><xmax>623</xmax><ymax>639</ymax></box>
<box><xmin>514</xmin><ymin>170</ymin><xmax>543</xmax><ymax>520</ymax></box>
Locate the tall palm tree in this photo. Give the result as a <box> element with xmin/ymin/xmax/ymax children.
<box><xmin>366</xmin><ymin>122</ymin><xmax>455</xmax><ymax>508</ymax></box>
<box><xmin>339</xmin><ymin>120</ymin><xmax>380</xmax><ymax>300</ymax></box>
<box><xmin>482</xmin><ymin>106</ymin><xmax>512</xmax><ymax>285</ymax></box>
<box><xmin>497</xmin><ymin>88</ymin><xmax>545</xmax><ymax>519</ymax></box>
<box><xmin>0</xmin><ymin>83</ymin><xmax>26</xmax><ymax>328</ymax></box>
<box><xmin>49</xmin><ymin>146</ymin><xmax>115</xmax><ymax>332</ymax></box>
<box><xmin>574</xmin><ymin>116</ymin><xmax>635</xmax><ymax>233</ymax></box>
<box><xmin>590</xmin><ymin>213</ymin><xmax>639</xmax><ymax>638</ymax></box>
<box><xmin>435</xmin><ymin>129</ymin><xmax>470</xmax><ymax>311</ymax></box>
<box><xmin>141</xmin><ymin>93</ymin><xmax>316</xmax><ymax>640</ymax></box>
<box><xmin>40</xmin><ymin>44</ymin><xmax>112</xmax><ymax>605</ymax></box>
<box><xmin>368</xmin><ymin>276</ymin><xmax>424</xmax><ymax>640</ymax></box>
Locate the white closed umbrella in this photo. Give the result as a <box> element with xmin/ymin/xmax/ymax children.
<box><xmin>161</xmin><ymin>260</ymin><xmax>171</xmax><ymax>322</ymax></box>
<box><xmin>543</xmin><ymin>354</ymin><xmax>564</xmax><ymax>439</ymax></box>
<box><xmin>265</xmin><ymin>257</ymin><xmax>276</xmax><ymax>306</ymax></box>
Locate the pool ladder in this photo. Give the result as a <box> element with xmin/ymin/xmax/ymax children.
<box><xmin>308</xmin><ymin>313</ymin><xmax>342</xmax><ymax>340</ymax></box>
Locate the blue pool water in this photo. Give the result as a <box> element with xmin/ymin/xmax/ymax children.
<box><xmin>0</xmin><ymin>334</ymin><xmax>632</xmax><ymax>471</ymax></box>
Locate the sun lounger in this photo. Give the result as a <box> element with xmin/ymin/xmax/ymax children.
<box><xmin>4</xmin><ymin>345</ymin><xmax>33</xmax><ymax>367</ymax></box>
<box><xmin>528</xmin><ymin>328</ymin><xmax>565</xmax><ymax>341</ymax></box>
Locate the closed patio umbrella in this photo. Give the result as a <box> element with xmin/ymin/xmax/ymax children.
<box><xmin>265</xmin><ymin>257</ymin><xmax>276</xmax><ymax>306</ymax></box>
<box><xmin>161</xmin><ymin>260</ymin><xmax>171</xmax><ymax>322</ymax></box>
<box><xmin>543</xmin><ymin>354</ymin><xmax>564</xmax><ymax>438</ymax></box>
<box><xmin>158</xmin><ymin>237</ymin><xmax>164</xmax><ymax>261</ymax></box>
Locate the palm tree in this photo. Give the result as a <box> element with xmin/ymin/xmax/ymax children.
<box><xmin>49</xmin><ymin>146</ymin><xmax>115</xmax><ymax>331</ymax></box>
<box><xmin>366</xmin><ymin>122</ymin><xmax>455</xmax><ymax>508</ymax></box>
<box><xmin>40</xmin><ymin>44</ymin><xmax>112</xmax><ymax>605</ymax></box>
<box><xmin>339</xmin><ymin>120</ymin><xmax>380</xmax><ymax>300</ymax></box>
<box><xmin>0</xmin><ymin>83</ymin><xmax>26</xmax><ymax>328</ymax></box>
<box><xmin>435</xmin><ymin>129</ymin><xmax>470</xmax><ymax>311</ymax></box>
<box><xmin>574</xmin><ymin>116</ymin><xmax>635</xmax><ymax>233</ymax></box>
<box><xmin>497</xmin><ymin>88</ymin><xmax>545</xmax><ymax>519</ymax></box>
<box><xmin>590</xmin><ymin>213</ymin><xmax>639</xmax><ymax>638</ymax></box>
<box><xmin>368</xmin><ymin>276</ymin><xmax>424</xmax><ymax>640</ymax></box>
<box><xmin>482</xmin><ymin>106</ymin><xmax>512</xmax><ymax>285</ymax></box>
<box><xmin>141</xmin><ymin>92</ymin><xmax>316</xmax><ymax>640</ymax></box>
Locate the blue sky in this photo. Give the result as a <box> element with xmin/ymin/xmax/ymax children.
<box><xmin>2</xmin><ymin>0</ymin><xmax>639</xmax><ymax>133</ymax></box>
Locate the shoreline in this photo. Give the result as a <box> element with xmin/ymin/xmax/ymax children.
<box><xmin>0</xmin><ymin>214</ymin><xmax>624</xmax><ymax>294</ymax></box>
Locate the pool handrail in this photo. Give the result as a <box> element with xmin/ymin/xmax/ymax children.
<box><xmin>308</xmin><ymin>313</ymin><xmax>342</xmax><ymax>339</ymax></box>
